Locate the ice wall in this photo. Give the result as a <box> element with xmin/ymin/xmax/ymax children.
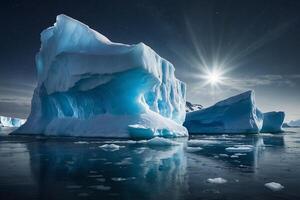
<box><xmin>14</xmin><ymin>14</ymin><xmax>187</xmax><ymax>138</ymax></box>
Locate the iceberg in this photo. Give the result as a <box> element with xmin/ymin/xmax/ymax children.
<box><xmin>261</xmin><ymin>111</ymin><xmax>285</xmax><ymax>133</ymax></box>
<box><xmin>14</xmin><ymin>14</ymin><xmax>187</xmax><ymax>138</ymax></box>
<box><xmin>288</xmin><ymin>119</ymin><xmax>300</xmax><ymax>127</ymax></box>
<box><xmin>183</xmin><ymin>91</ymin><xmax>263</xmax><ymax>134</ymax></box>
<box><xmin>0</xmin><ymin>116</ymin><xmax>26</xmax><ymax>127</ymax></box>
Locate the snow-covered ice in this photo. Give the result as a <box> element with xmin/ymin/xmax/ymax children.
<box><xmin>14</xmin><ymin>14</ymin><xmax>187</xmax><ymax>138</ymax></box>
<box><xmin>261</xmin><ymin>111</ymin><xmax>285</xmax><ymax>133</ymax></box>
<box><xmin>184</xmin><ymin>91</ymin><xmax>263</xmax><ymax>134</ymax></box>
<box><xmin>207</xmin><ymin>177</ymin><xmax>227</xmax><ymax>184</ymax></box>
<box><xmin>264</xmin><ymin>182</ymin><xmax>284</xmax><ymax>191</ymax></box>
<box><xmin>0</xmin><ymin>116</ymin><xmax>26</xmax><ymax>128</ymax></box>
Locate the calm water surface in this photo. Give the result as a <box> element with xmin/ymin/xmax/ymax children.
<box><xmin>0</xmin><ymin>127</ymin><xmax>300</xmax><ymax>200</ymax></box>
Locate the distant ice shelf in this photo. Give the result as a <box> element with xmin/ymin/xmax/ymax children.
<box><xmin>14</xmin><ymin>14</ymin><xmax>187</xmax><ymax>138</ymax></box>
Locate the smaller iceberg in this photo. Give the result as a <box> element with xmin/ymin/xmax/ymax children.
<box><xmin>261</xmin><ymin>111</ymin><xmax>285</xmax><ymax>133</ymax></box>
<box><xmin>288</xmin><ymin>119</ymin><xmax>300</xmax><ymax>127</ymax></box>
<box><xmin>183</xmin><ymin>91</ymin><xmax>263</xmax><ymax>134</ymax></box>
<box><xmin>0</xmin><ymin>116</ymin><xmax>26</xmax><ymax>128</ymax></box>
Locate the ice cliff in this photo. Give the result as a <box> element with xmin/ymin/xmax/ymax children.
<box><xmin>261</xmin><ymin>111</ymin><xmax>285</xmax><ymax>133</ymax></box>
<box><xmin>0</xmin><ymin>116</ymin><xmax>26</xmax><ymax>127</ymax></box>
<box><xmin>183</xmin><ymin>91</ymin><xmax>263</xmax><ymax>134</ymax></box>
<box><xmin>14</xmin><ymin>14</ymin><xmax>187</xmax><ymax>138</ymax></box>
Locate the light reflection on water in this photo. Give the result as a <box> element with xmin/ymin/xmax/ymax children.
<box><xmin>0</xmin><ymin>128</ymin><xmax>300</xmax><ymax>200</ymax></box>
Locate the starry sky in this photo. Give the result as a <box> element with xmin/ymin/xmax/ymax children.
<box><xmin>0</xmin><ymin>0</ymin><xmax>299</xmax><ymax>121</ymax></box>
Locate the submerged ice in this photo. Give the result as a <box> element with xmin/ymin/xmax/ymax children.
<box><xmin>14</xmin><ymin>14</ymin><xmax>187</xmax><ymax>138</ymax></box>
<box><xmin>184</xmin><ymin>91</ymin><xmax>263</xmax><ymax>134</ymax></box>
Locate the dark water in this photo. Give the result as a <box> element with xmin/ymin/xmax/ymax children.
<box><xmin>0</xmin><ymin>127</ymin><xmax>300</xmax><ymax>200</ymax></box>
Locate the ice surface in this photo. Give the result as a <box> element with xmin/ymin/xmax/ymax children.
<box><xmin>225</xmin><ymin>145</ymin><xmax>254</xmax><ymax>153</ymax></box>
<box><xmin>261</xmin><ymin>111</ymin><xmax>285</xmax><ymax>133</ymax></box>
<box><xmin>0</xmin><ymin>116</ymin><xmax>26</xmax><ymax>127</ymax></box>
<box><xmin>14</xmin><ymin>14</ymin><xmax>187</xmax><ymax>138</ymax></box>
<box><xmin>207</xmin><ymin>177</ymin><xmax>227</xmax><ymax>184</ymax></box>
<box><xmin>99</xmin><ymin>144</ymin><xmax>124</xmax><ymax>151</ymax></box>
<box><xmin>184</xmin><ymin>91</ymin><xmax>263</xmax><ymax>134</ymax></box>
<box><xmin>264</xmin><ymin>182</ymin><xmax>284</xmax><ymax>191</ymax></box>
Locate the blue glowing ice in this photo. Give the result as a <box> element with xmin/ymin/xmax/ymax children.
<box><xmin>15</xmin><ymin>15</ymin><xmax>187</xmax><ymax>138</ymax></box>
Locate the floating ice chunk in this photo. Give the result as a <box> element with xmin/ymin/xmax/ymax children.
<box><xmin>74</xmin><ymin>141</ymin><xmax>89</xmax><ymax>144</ymax></box>
<box><xmin>184</xmin><ymin>91</ymin><xmax>263</xmax><ymax>134</ymax></box>
<box><xmin>187</xmin><ymin>139</ymin><xmax>221</xmax><ymax>147</ymax></box>
<box><xmin>111</xmin><ymin>177</ymin><xmax>136</xmax><ymax>181</ymax></box>
<box><xmin>146</xmin><ymin>137</ymin><xmax>180</xmax><ymax>146</ymax></box>
<box><xmin>219</xmin><ymin>154</ymin><xmax>229</xmax><ymax>157</ymax></box>
<box><xmin>225</xmin><ymin>145</ymin><xmax>254</xmax><ymax>153</ymax></box>
<box><xmin>115</xmin><ymin>157</ymin><xmax>132</xmax><ymax>165</ymax></box>
<box><xmin>88</xmin><ymin>185</ymin><xmax>111</xmax><ymax>191</ymax></box>
<box><xmin>264</xmin><ymin>182</ymin><xmax>284</xmax><ymax>191</ymax></box>
<box><xmin>207</xmin><ymin>177</ymin><xmax>227</xmax><ymax>184</ymax></box>
<box><xmin>186</xmin><ymin>147</ymin><xmax>203</xmax><ymax>153</ymax></box>
<box><xmin>0</xmin><ymin>116</ymin><xmax>26</xmax><ymax>127</ymax></box>
<box><xmin>99</xmin><ymin>144</ymin><xmax>124</xmax><ymax>151</ymax></box>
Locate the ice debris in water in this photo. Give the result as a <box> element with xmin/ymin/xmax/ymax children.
<box><xmin>186</xmin><ymin>147</ymin><xmax>203</xmax><ymax>153</ymax></box>
<box><xmin>187</xmin><ymin>139</ymin><xmax>221</xmax><ymax>147</ymax></box>
<box><xmin>111</xmin><ymin>177</ymin><xmax>136</xmax><ymax>181</ymax></box>
<box><xmin>207</xmin><ymin>178</ymin><xmax>227</xmax><ymax>184</ymax></box>
<box><xmin>88</xmin><ymin>185</ymin><xmax>111</xmax><ymax>191</ymax></box>
<box><xmin>264</xmin><ymin>182</ymin><xmax>284</xmax><ymax>191</ymax></box>
<box><xmin>225</xmin><ymin>145</ymin><xmax>254</xmax><ymax>153</ymax></box>
<box><xmin>74</xmin><ymin>141</ymin><xmax>89</xmax><ymax>144</ymax></box>
<box><xmin>146</xmin><ymin>137</ymin><xmax>180</xmax><ymax>146</ymax></box>
<box><xmin>99</xmin><ymin>144</ymin><xmax>125</xmax><ymax>151</ymax></box>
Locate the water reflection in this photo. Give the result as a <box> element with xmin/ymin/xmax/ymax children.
<box><xmin>25</xmin><ymin>139</ymin><xmax>188</xmax><ymax>199</ymax></box>
<box><xmin>0</xmin><ymin>131</ymin><xmax>297</xmax><ymax>200</ymax></box>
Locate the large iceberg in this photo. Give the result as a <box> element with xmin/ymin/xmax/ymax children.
<box><xmin>14</xmin><ymin>14</ymin><xmax>187</xmax><ymax>138</ymax></box>
<box><xmin>183</xmin><ymin>91</ymin><xmax>263</xmax><ymax>134</ymax></box>
<box><xmin>0</xmin><ymin>116</ymin><xmax>26</xmax><ymax>127</ymax></box>
<box><xmin>261</xmin><ymin>111</ymin><xmax>285</xmax><ymax>133</ymax></box>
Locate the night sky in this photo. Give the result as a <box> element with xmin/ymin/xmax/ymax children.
<box><xmin>0</xmin><ymin>0</ymin><xmax>300</xmax><ymax>121</ymax></box>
